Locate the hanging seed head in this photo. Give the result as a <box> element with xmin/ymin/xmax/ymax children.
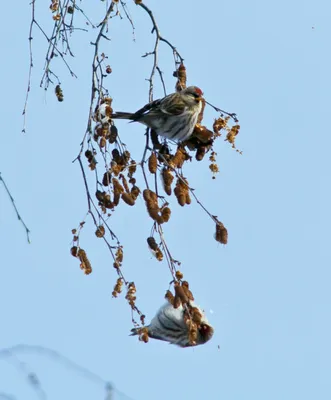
<box><xmin>161</xmin><ymin>206</ymin><xmax>171</xmax><ymax>223</ymax></box>
<box><xmin>109</xmin><ymin>124</ymin><xmax>118</xmax><ymax>143</ymax></box>
<box><xmin>147</xmin><ymin>237</ymin><xmax>158</xmax><ymax>251</ymax></box>
<box><xmin>174</xmin><ymin>281</ymin><xmax>189</xmax><ymax>307</ymax></box>
<box><xmin>121</xmin><ymin>192</ymin><xmax>135</xmax><ymax>206</ymax></box>
<box><xmin>95</xmin><ymin>225</ymin><xmax>105</xmax><ymax>238</ymax></box>
<box><xmin>55</xmin><ymin>84</ymin><xmax>64</xmax><ymax>102</ymax></box>
<box><xmin>161</xmin><ymin>167</ymin><xmax>174</xmax><ymax>196</ymax></box>
<box><xmin>148</xmin><ymin>152</ymin><xmax>158</xmax><ymax>174</ymax></box>
<box><xmin>181</xmin><ymin>281</ymin><xmax>194</xmax><ymax>301</ymax></box>
<box><xmin>215</xmin><ymin>221</ymin><xmax>228</xmax><ymax>244</ymax></box>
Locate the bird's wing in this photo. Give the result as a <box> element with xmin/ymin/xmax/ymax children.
<box><xmin>130</xmin><ymin>99</ymin><xmax>162</xmax><ymax>121</ymax></box>
<box><xmin>159</xmin><ymin>94</ymin><xmax>187</xmax><ymax>116</ymax></box>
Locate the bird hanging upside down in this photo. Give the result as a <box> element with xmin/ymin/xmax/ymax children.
<box><xmin>111</xmin><ymin>86</ymin><xmax>204</xmax><ymax>143</ymax></box>
<box><xmin>130</xmin><ymin>300</ymin><xmax>214</xmax><ymax>347</ymax></box>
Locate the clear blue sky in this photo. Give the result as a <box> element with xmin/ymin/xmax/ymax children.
<box><xmin>1</xmin><ymin>1</ymin><xmax>330</xmax><ymax>399</ymax></box>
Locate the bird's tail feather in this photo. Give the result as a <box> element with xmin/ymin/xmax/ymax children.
<box><xmin>130</xmin><ymin>327</ymin><xmax>139</xmax><ymax>336</ymax></box>
<box><xmin>111</xmin><ymin>111</ymin><xmax>134</xmax><ymax>120</ymax></box>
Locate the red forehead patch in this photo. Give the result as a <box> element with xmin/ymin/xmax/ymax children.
<box><xmin>195</xmin><ymin>87</ymin><xmax>203</xmax><ymax>96</ymax></box>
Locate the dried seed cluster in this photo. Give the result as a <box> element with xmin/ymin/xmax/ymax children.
<box><xmin>55</xmin><ymin>85</ymin><xmax>63</xmax><ymax>102</ymax></box>
<box><xmin>112</xmin><ymin>278</ymin><xmax>123</xmax><ymax>298</ymax></box>
<box><xmin>209</xmin><ymin>151</ymin><xmax>219</xmax><ymax>179</ymax></box>
<box><xmin>143</xmin><ymin>189</ymin><xmax>171</xmax><ymax>224</ymax></box>
<box><xmin>161</xmin><ymin>167</ymin><xmax>174</xmax><ymax>195</ymax></box>
<box><xmin>174</xmin><ymin>177</ymin><xmax>191</xmax><ymax>206</ymax></box>
<box><xmin>125</xmin><ymin>282</ymin><xmax>136</xmax><ymax>308</ymax></box>
<box><xmin>71</xmin><ymin>246</ymin><xmax>92</xmax><ymax>275</ymax></box>
<box><xmin>147</xmin><ymin>237</ymin><xmax>163</xmax><ymax>261</ymax></box>
<box><xmin>113</xmin><ymin>246</ymin><xmax>124</xmax><ymax>269</ymax></box>
<box><xmin>174</xmin><ymin>63</ymin><xmax>187</xmax><ymax>92</ymax></box>
<box><xmin>215</xmin><ymin>220</ymin><xmax>228</xmax><ymax>244</ymax></box>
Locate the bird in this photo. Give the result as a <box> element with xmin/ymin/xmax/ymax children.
<box><xmin>130</xmin><ymin>301</ymin><xmax>214</xmax><ymax>347</ymax></box>
<box><xmin>111</xmin><ymin>86</ymin><xmax>204</xmax><ymax>143</ymax></box>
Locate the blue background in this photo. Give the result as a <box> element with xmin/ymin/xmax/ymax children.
<box><xmin>1</xmin><ymin>1</ymin><xmax>330</xmax><ymax>399</ymax></box>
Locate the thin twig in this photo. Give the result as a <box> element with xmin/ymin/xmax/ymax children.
<box><xmin>0</xmin><ymin>173</ymin><xmax>30</xmax><ymax>243</ymax></box>
<box><xmin>22</xmin><ymin>0</ymin><xmax>36</xmax><ymax>133</ymax></box>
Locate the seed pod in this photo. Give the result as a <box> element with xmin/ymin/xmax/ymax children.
<box><xmin>174</xmin><ymin>181</ymin><xmax>186</xmax><ymax>206</ymax></box>
<box><xmin>115</xmin><ymin>247</ymin><xmax>123</xmax><ymax>263</ymax></box>
<box><xmin>95</xmin><ymin>225</ymin><xmax>105</xmax><ymax>238</ymax></box>
<box><xmin>148</xmin><ymin>152</ymin><xmax>157</xmax><ymax>174</ymax></box>
<box><xmin>70</xmin><ymin>246</ymin><xmax>78</xmax><ymax>257</ymax></box>
<box><xmin>85</xmin><ymin>150</ymin><xmax>93</xmax><ymax>160</ymax></box>
<box><xmin>55</xmin><ymin>84</ymin><xmax>64</xmax><ymax>102</ymax></box>
<box><xmin>175</xmin><ymin>270</ymin><xmax>183</xmax><ymax>280</ymax></box>
<box><xmin>187</xmin><ymin>320</ymin><xmax>198</xmax><ymax>345</ymax></box>
<box><xmin>109</xmin><ymin>124</ymin><xmax>118</xmax><ymax>143</ymax></box>
<box><xmin>185</xmin><ymin>192</ymin><xmax>191</xmax><ymax>205</ymax></box>
<box><xmin>213</xmin><ymin>117</ymin><xmax>229</xmax><ymax>136</ymax></box>
<box><xmin>174</xmin><ymin>281</ymin><xmax>188</xmax><ymax>307</ymax></box>
<box><xmin>112</xmin><ymin>179</ymin><xmax>123</xmax><ymax>206</ymax></box>
<box><xmin>121</xmin><ymin>192</ymin><xmax>135</xmax><ymax>206</ymax></box>
<box><xmin>181</xmin><ymin>281</ymin><xmax>194</xmax><ymax>301</ymax></box>
<box><xmin>112</xmin><ymin>148</ymin><xmax>121</xmax><ymax>163</ymax></box>
<box><xmin>169</xmin><ymin>146</ymin><xmax>188</xmax><ymax>169</ymax></box>
<box><xmin>131</xmin><ymin>185</ymin><xmax>140</xmax><ymax>200</ymax></box>
<box><xmin>128</xmin><ymin>160</ymin><xmax>137</xmax><ymax>176</ymax></box>
<box><xmin>196</xmin><ymin>146</ymin><xmax>207</xmax><ymax>161</ymax></box>
<box><xmin>165</xmin><ymin>290</ymin><xmax>175</xmax><ymax>306</ymax></box>
<box><xmin>147</xmin><ymin>237</ymin><xmax>158</xmax><ymax>251</ymax></box>
<box><xmin>192</xmin><ymin>124</ymin><xmax>214</xmax><ymax>143</ymax></box>
<box><xmin>77</xmin><ymin>248</ymin><xmax>92</xmax><ymax>275</ymax></box>
<box><xmin>215</xmin><ymin>221</ymin><xmax>228</xmax><ymax>244</ymax></box>
<box><xmin>147</xmin><ymin>237</ymin><xmax>163</xmax><ymax>261</ymax></box>
<box><xmin>174</xmin><ymin>63</ymin><xmax>187</xmax><ymax>91</ymax></box>
<box><xmin>99</xmin><ymin>137</ymin><xmax>107</xmax><ymax>148</ymax></box>
<box><xmin>155</xmin><ymin>248</ymin><xmax>163</xmax><ymax>261</ymax></box>
<box><xmin>95</xmin><ymin>190</ymin><xmax>105</xmax><ymax>203</ymax></box>
<box><xmin>190</xmin><ymin>307</ymin><xmax>202</xmax><ymax>326</ymax></box>
<box><xmin>123</xmin><ymin>150</ymin><xmax>131</xmax><ymax>163</ymax></box>
<box><xmin>161</xmin><ymin>207</ymin><xmax>171</xmax><ymax>222</ymax></box>
<box><xmin>161</xmin><ymin>167</ymin><xmax>174</xmax><ymax>196</ymax></box>
<box><xmin>102</xmin><ymin>171</ymin><xmax>112</xmax><ymax>186</ymax></box>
